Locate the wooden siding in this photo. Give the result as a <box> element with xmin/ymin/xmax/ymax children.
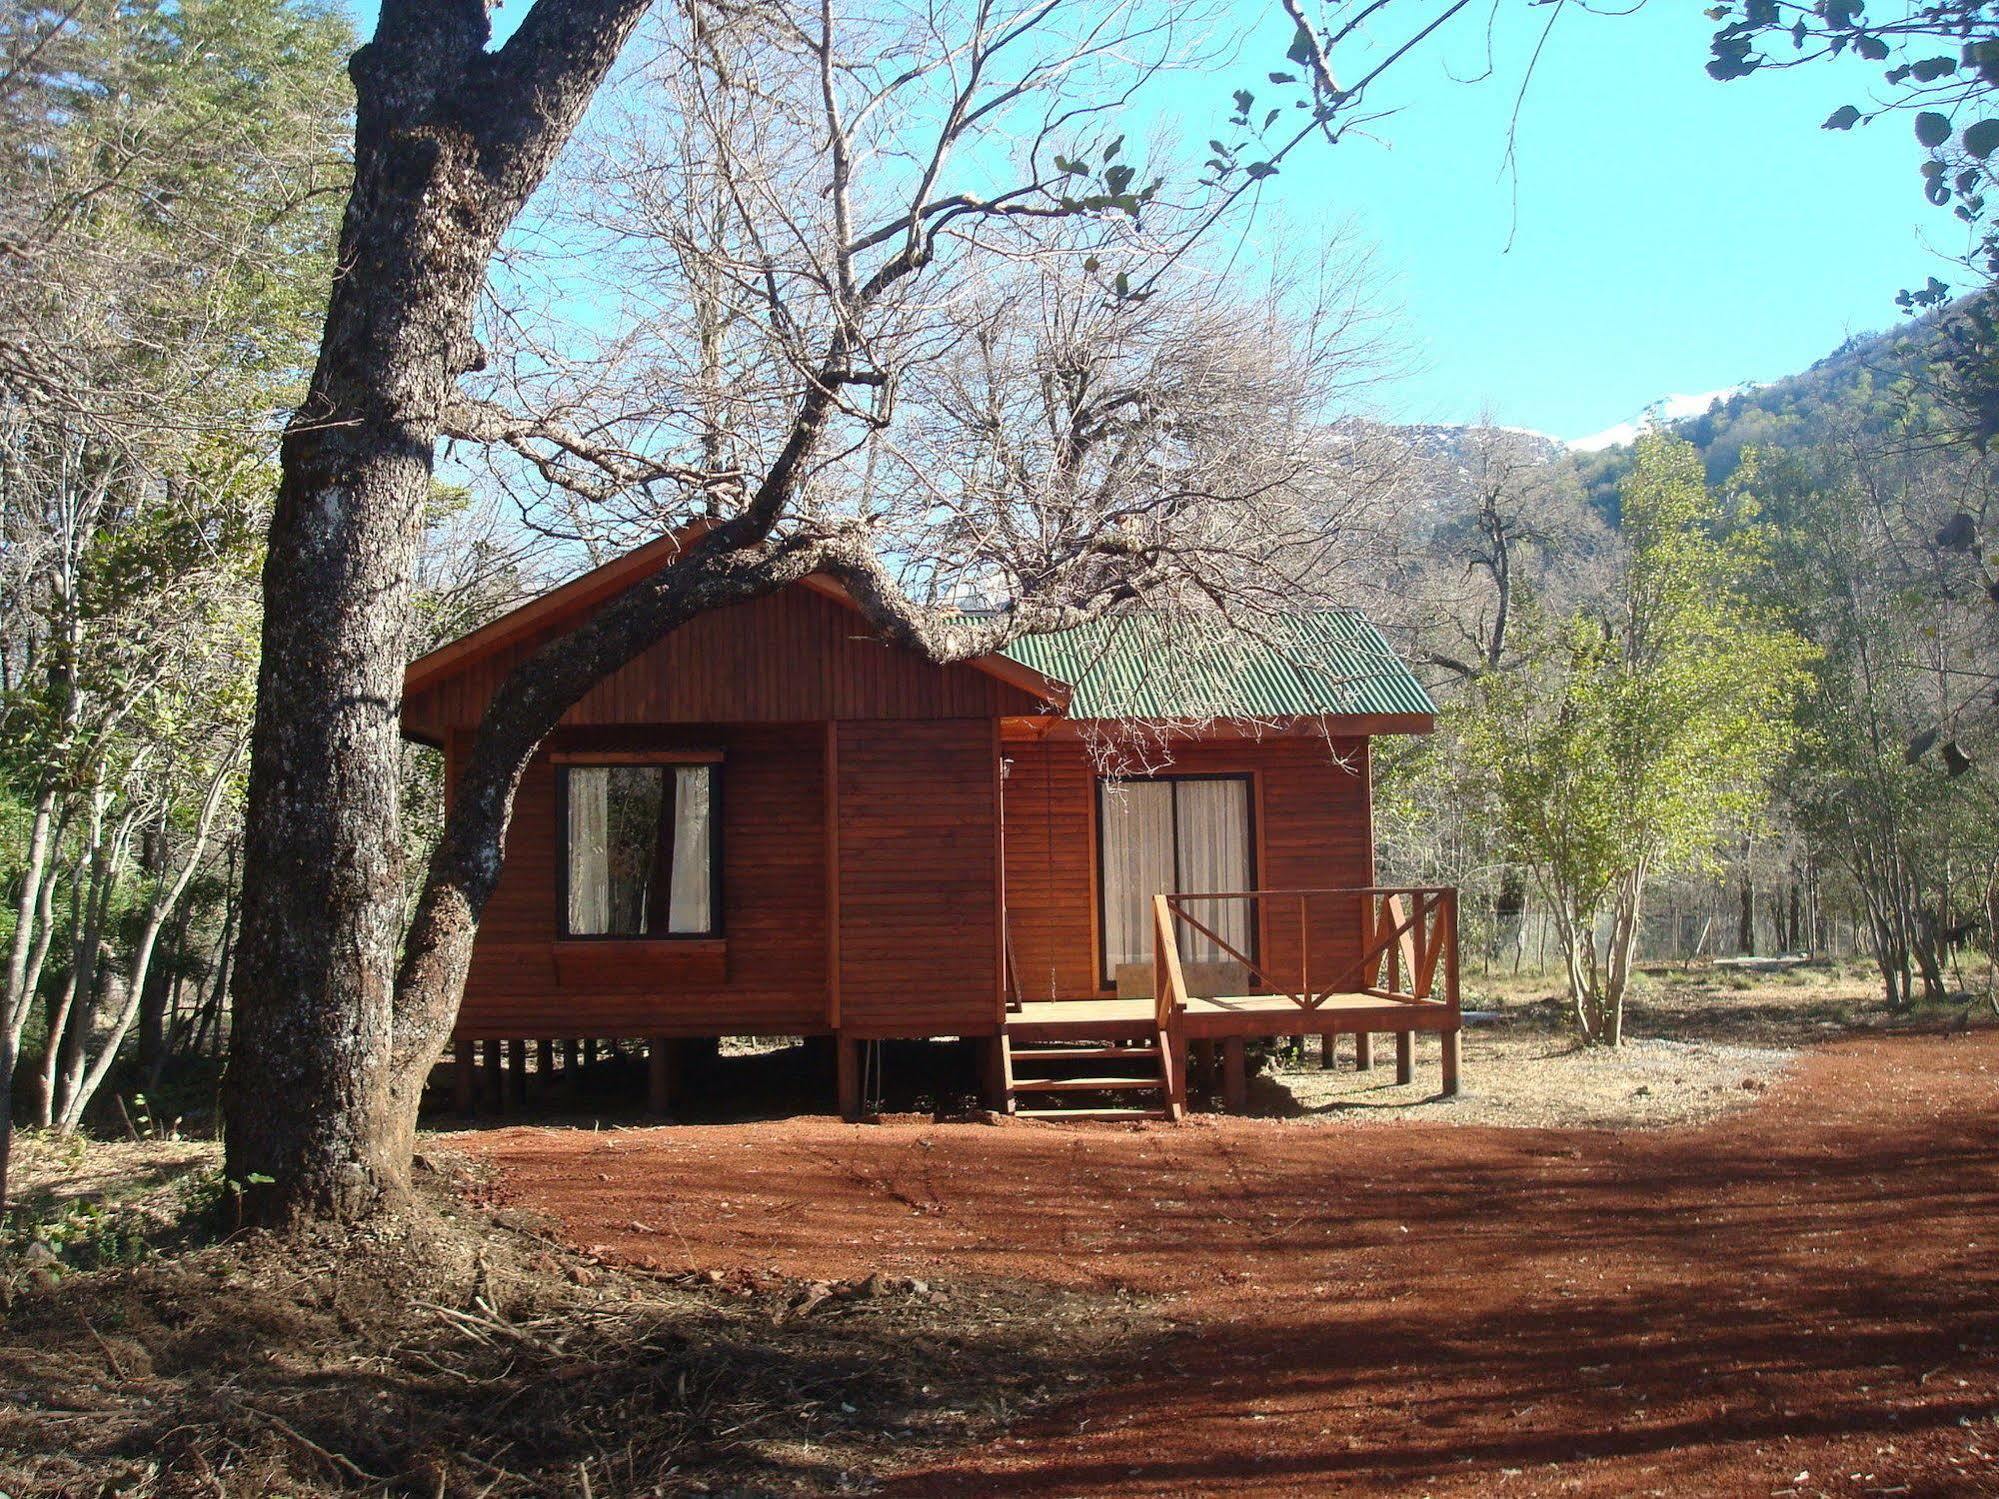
<box><xmin>452</xmin><ymin>724</ymin><xmax>829</xmax><ymax>1039</ymax></box>
<box><xmin>1001</xmin><ymin>734</ymin><xmax>1374</xmax><ymax>1002</ymax></box>
<box><xmin>835</xmin><ymin>720</ymin><xmax>1001</xmax><ymax>1037</ymax></box>
<box><xmin>406</xmin><ymin>583</ymin><xmax>1046</xmax><ymax>738</ymax></box>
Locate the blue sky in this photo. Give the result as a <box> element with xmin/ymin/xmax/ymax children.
<box><xmin>1220</xmin><ymin>2</ymin><xmax>1945</xmax><ymax>441</ymax></box>
<box><xmin>347</xmin><ymin>0</ymin><xmax>1945</xmax><ymax>446</ymax></box>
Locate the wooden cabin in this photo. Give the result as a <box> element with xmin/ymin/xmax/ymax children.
<box><xmin>401</xmin><ymin>534</ymin><xmax>1462</xmax><ymax>1121</ymax></box>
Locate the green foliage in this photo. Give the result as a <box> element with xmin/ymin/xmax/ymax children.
<box><xmin>1705</xmin><ymin>4</ymin><xmax>1999</xmax><ymax>438</ymax></box>
<box><xmin>1459</xmin><ymin>435</ymin><xmax>1814</xmax><ymax>1028</ymax></box>
<box><xmin>0</xmin><ymin>0</ymin><xmax>354</xmax><ymax>1133</ymax></box>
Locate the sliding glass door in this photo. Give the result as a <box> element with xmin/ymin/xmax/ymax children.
<box><xmin>1097</xmin><ymin>775</ymin><xmax>1254</xmax><ymax>986</ymax></box>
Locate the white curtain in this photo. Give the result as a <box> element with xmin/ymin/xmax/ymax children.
<box><xmin>1100</xmin><ymin>779</ymin><xmax>1175</xmax><ymax>974</ymax></box>
<box><xmin>566</xmin><ymin>767</ymin><xmax>611</xmax><ymax>934</ymax></box>
<box><xmin>567</xmin><ymin>763</ymin><xmax>714</xmax><ymax>936</ymax></box>
<box><xmin>667</xmin><ymin>766</ymin><xmax>712</xmax><ymax>933</ymax></box>
<box><xmin>1174</xmin><ymin>779</ymin><xmax>1251</xmax><ymax>964</ymax></box>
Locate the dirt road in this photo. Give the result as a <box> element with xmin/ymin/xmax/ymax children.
<box><xmin>466</xmin><ymin>1027</ymin><xmax>1999</xmax><ymax>1496</ymax></box>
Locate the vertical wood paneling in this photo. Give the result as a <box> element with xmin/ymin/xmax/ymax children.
<box><xmin>1000</xmin><ymin>734</ymin><xmax>1374</xmax><ymax>1001</ymax></box>
<box><xmin>836</xmin><ymin>720</ymin><xmax>1000</xmax><ymax>1035</ymax></box>
<box><xmin>454</xmin><ymin>722</ymin><xmax>828</xmax><ymax>1037</ymax></box>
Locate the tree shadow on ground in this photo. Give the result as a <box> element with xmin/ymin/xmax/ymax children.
<box><xmin>0</xmin><ymin>1175</ymin><xmax>1165</xmax><ymax>1497</ymax></box>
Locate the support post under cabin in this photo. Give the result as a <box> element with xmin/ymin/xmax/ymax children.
<box><xmin>506</xmin><ymin>1038</ymin><xmax>528</xmax><ymax>1109</ymax></box>
<box><xmin>648</xmin><ymin>1035</ymin><xmax>673</xmax><ymax>1116</ymax></box>
<box><xmin>976</xmin><ymin>1035</ymin><xmax>1007</xmax><ymax>1112</ymax></box>
<box><xmin>454</xmin><ymin>1039</ymin><xmax>475</xmax><ymax>1116</ymax></box>
<box><xmin>1395</xmin><ymin>1031</ymin><xmax>1414</xmax><ymax>1086</ymax></box>
<box><xmin>1221</xmin><ymin>1037</ymin><xmax>1248</xmax><ymax>1115</ymax></box>
<box><xmin>1319</xmin><ymin>1033</ymin><xmax>1336</xmax><ymax>1070</ymax></box>
<box><xmin>481</xmin><ymin>1038</ymin><xmax>503</xmax><ymax>1111</ymax></box>
<box><xmin>836</xmin><ymin>1037</ymin><xmax>862</xmax><ymax>1122</ymax></box>
<box><xmin>1441</xmin><ymin>1027</ymin><xmax>1462</xmax><ymax>1097</ymax></box>
<box><xmin>1354</xmin><ymin>1033</ymin><xmax>1374</xmax><ymax>1072</ymax></box>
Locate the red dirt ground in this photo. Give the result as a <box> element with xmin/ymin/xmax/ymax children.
<box><xmin>464</xmin><ymin>1028</ymin><xmax>1999</xmax><ymax>1497</ymax></box>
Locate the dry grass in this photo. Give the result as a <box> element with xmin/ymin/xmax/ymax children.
<box><xmin>1249</xmin><ymin>957</ymin><xmax>1955</xmax><ymax>1130</ymax></box>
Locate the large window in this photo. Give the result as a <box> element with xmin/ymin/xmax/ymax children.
<box><xmin>558</xmin><ymin>761</ymin><xmax>720</xmax><ymax>938</ymax></box>
<box><xmin>1097</xmin><ymin>775</ymin><xmax>1254</xmax><ymax>986</ymax></box>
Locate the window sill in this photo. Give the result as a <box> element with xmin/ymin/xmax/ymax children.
<box><xmin>553</xmin><ymin>938</ymin><xmax>727</xmax><ymax>988</ymax></box>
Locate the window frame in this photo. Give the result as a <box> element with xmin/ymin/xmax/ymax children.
<box><xmin>553</xmin><ymin>752</ymin><xmax>725</xmax><ymax>942</ymax></box>
<box><xmin>1094</xmin><ymin>772</ymin><xmax>1258</xmax><ymax>989</ymax></box>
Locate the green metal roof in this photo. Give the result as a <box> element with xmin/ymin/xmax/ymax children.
<box><xmin>1000</xmin><ymin>610</ymin><xmax>1435</xmax><ymax>724</ymax></box>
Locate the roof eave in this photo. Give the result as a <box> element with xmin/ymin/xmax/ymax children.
<box><xmin>999</xmin><ymin>711</ymin><xmax>1434</xmax><ymax>741</ymax></box>
<box><xmin>401</xmin><ymin>523</ymin><xmax>1074</xmax><ymax>714</ymax></box>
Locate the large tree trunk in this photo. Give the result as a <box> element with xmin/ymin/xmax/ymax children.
<box><xmin>222</xmin><ymin>0</ymin><xmax>660</xmax><ymax>1227</ymax></box>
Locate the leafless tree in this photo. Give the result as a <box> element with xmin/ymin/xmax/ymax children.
<box><xmin>217</xmin><ymin>0</ymin><xmax>1498</xmax><ymax>1225</ymax></box>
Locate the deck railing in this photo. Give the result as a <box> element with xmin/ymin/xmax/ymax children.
<box><xmin>1151</xmin><ymin>887</ymin><xmax>1459</xmax><ymax>1020</ymax></box>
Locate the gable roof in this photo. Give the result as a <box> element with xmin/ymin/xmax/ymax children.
<box><xmin>401</xmin><ymin>526</ymin><xmax>1068</xmax><ymax>709</ymax></box>
<box><xmin>401</xmin><ymin>530</ymin><xmax>1430</xmax><ymax>734</ymax></box>
<box><xmin>1000</xmin><ymin>610</ymin><xmax>1435</xmax><ymax>725</ymax></box>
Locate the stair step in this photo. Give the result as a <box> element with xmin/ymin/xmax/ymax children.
<box><xmin>1016</xmin><ymin>1106</ymin><xmax>1168</xmax><ymax>1121</ymax></box>
<box><xmin>1012</xmin><ymin>1045</ymin><xmax>1161</xmax><ymax>1062</ymax></box>
<box><xmin>1012</xmin><ymin>1074</ymin><xmax>1163</xmax><ymax>1093</ymax></box>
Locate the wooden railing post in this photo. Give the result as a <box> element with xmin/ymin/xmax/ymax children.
<box><xmin>1391</xmin><ymin>899</ymin><xmax>1407</xmax><ymax>1003</ymax></box>
<box><xmin>1154</xmin><ymin>894</ymin><xmax>1190</xmax><ymax>1029</ymax></box>
<box><xmin>1445</xmin><ymin>888</ymin><xmax>1460</xmax><ymax>1012</ymax></box>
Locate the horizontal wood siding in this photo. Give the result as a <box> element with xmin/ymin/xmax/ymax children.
<box><xmin>406</xmin><ymin>584</ymin><xmax>1044</xmax><ymax>737</ymax></box>
<box><xmin>836</xmin><ymin>720</ymin><xmax>1000</xmax><ymax>1036</ymax></box>
<box><xmin>1001</xmin><ymin>734</ymin><xmax>1373</xmax><ymax>1001</ymax></box>
<box><xmin>453</xmin><ymin>723</ymin><xmax>827</xmax><ymax>1038</ymax></box>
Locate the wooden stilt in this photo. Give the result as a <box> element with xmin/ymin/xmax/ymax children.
<box><xmin>583</xmin><ymin>1037</ymin><xmax>598</xmax><ymax>1068</ymax></box>
<box><xmin>648</xmin><ymin>1035</ymin><xmax>673</xmax><ymax>1116</ymax></box>
<box><xmin>507</xmin><ymin>1038</ymin><xmax>528</xmax><ymax>1108</ymax></box>
<box><xmin>563</xmin><ymin>1038</ymin><xmax>580</xmax><ymax>1073</ymax></box>
<box><xmin>481</xmin><ymin>1038</ymin><xmax>503</xmax><ymax>1110</ymax></box>
<box><xmin>454</xmin><ymin>1039</ymin><xmax>476</xmax><ymax>1117</ymax></box>
<box><xmin>1395</xmin><ymin>1031</ymin><xmax>1414</xmax><ymax>1086</ymax></box>
<box><xmin>1441</xmin><ymin>1027</ymin><xmax>1462</xmax><ymax>1097</ymax></box>
<box><xmin>1166</xmin><ymin>1031</ymin><xmax>1188</xmax><ymax>1120</ymax></box>
<box><xmin>836</xmin><ymin>1037</ymin><xmax>862</xmax><ymax>1121</ymax></box>
<box><xmin>1354</xmin><ymin>1033</ymin><xmax>1374</xmax><ymax>1072</ymax></box>
<box><xmin>1319</xmin><ymin>1033</ymin><xmax>1336</xmax><ymax>1070</ymax></box>
<box><xmin>975</xmin><ymin>1035</ymin><xmax>1007</xmax><ymax>1111</ymax></box>
<box><xmin>1222</xmin><ymin>1037</ymin><xmax>1248</xmax><ymax>1115</ymax></box>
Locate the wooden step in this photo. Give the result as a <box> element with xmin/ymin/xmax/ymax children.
<box><xmin>1012</xmin><ymin>1074</ymin><xmax>1163</xmax><ymax>1093</ymax></box>
<box><xmin>1010</xmin><ymin>1045</ymin><xmax>1160</xmax><ymax>1063</ymax></box>
<box><xmin>1016</xmin><ymin>1106</ymin><xmax>1168</xmax><ymax>1121</ymax></box>
<box><xmin>1006</xmin><ymin>1018</ymin><xmax>1156</xmax><ymax>1043</ymax></box>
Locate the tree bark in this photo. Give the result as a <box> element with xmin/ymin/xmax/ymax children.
<box><xmin>222</xmin><ymin>0</ymin><xmax>664</xmax><ymax>1227</ymax></box>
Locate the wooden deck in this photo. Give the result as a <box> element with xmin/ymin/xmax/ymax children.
<box><xmin>1000</xmin><ymin>886</ymin><xmax>1463</xmax><ymax>1119</ymax></box>
<box><xmin>1009</xmin><ymin>992</ymin><xmax>1457</xmax><ymax>1039</ymax></box>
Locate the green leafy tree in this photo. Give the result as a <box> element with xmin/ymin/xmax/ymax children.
<box><xmin>1462</xmin><ymin>434</ymin><xmax>1814</xmax><ymax>1044</ymax></box>
<box><xmin>0</xmin><ymin>0</ymin><xmax>353</xmax><ymax>1209</ymax></box>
